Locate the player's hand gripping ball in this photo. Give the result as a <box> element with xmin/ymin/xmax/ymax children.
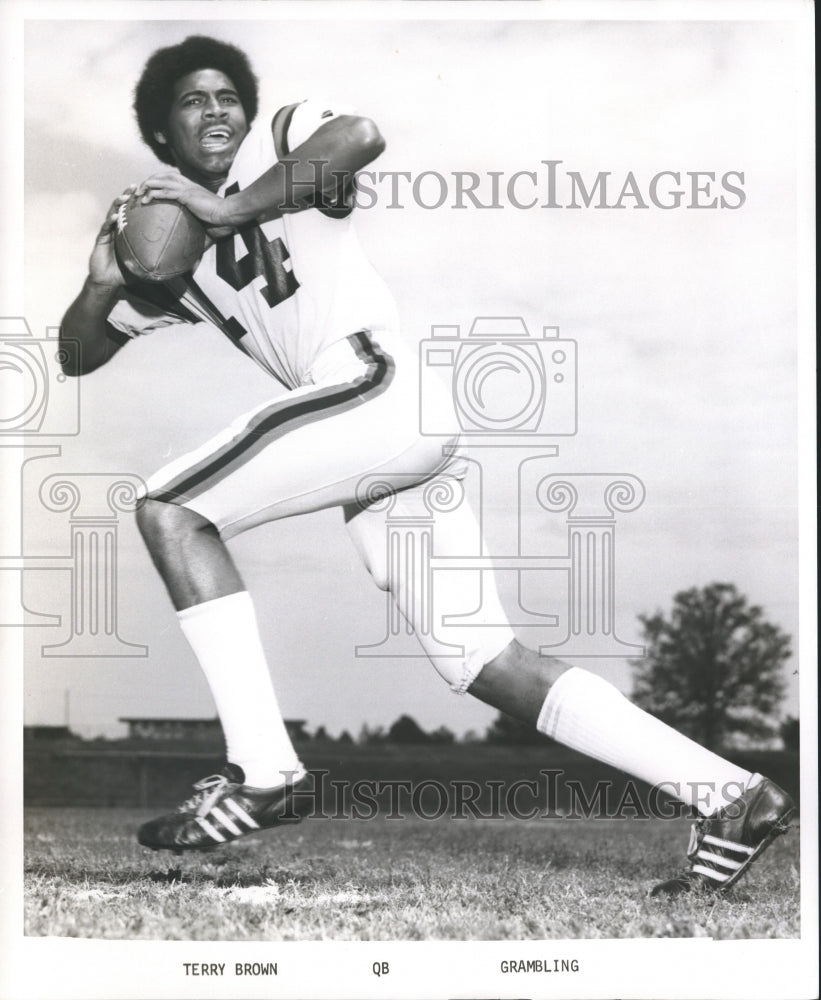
<box><xmin>115</xmin><ymin>193</ymin><xmax>206</xmax><ymax>282</ymax></box>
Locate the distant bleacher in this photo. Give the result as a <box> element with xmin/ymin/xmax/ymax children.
<box><xmin>117</xmin><ymin>716</ymin><xmax>309</xmax><ymax>743</ymax></box>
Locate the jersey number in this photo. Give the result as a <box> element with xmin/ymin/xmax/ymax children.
<box><xmin>216</xmin><ymin>184</ymin><xmax>299</xmax><ymax>311</ymax></box>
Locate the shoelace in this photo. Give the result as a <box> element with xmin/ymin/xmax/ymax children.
<box><xmin>177</xmin><ymin>774</ymin><xmax>236</xmax><ymax>817</ymax></box>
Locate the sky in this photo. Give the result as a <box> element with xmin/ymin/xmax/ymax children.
<box><xmin>9</xmin><ymin>11</ymin><xmax>812</xmax><ymax>741</ymax></box>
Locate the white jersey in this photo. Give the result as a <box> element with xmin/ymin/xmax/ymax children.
<box><xmin>108</xmin><ymin>100</ymin><xmax>400</xmax><ymax>389</ymax></box>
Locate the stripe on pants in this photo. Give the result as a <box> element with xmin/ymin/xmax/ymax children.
<box><xmin>148</xmin><ymin>331</ymin><xmax>395</xmax><ymax>504</ymax></box>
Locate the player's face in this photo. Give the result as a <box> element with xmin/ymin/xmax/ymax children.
<box><xmin>155</xmin><ymin>68</ymin><xmax>248</xmax><ymax>189</ymax></box>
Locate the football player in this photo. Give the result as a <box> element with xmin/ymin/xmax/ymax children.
<box><xmin>60</xmin><ymin>36</ymin><xmax>794</xmax><ymax>896</ymax></box>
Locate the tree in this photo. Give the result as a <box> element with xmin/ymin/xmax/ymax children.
<box><xmin>387</xmin><ymin>714</ymin><xmax>430</xmax><ymax>743</ymax></box>
<box><xmin>357</xmin><ymin>724</ymin><xmax>386</xmax><ymax>745</ymax></box>
<box><xmin>631</xmin><ymin>583</ymin><xmax>790</xmax><ymax>751</ymax></box>
<box><xmin>780</xmin><ymin>716</ymin><xmax>799</xmax><ymax>751</ymax></box>
<box><xmin>485</xmin><ymin>711</ymin><xmax>551</xmax><ymax>745</ymax></box>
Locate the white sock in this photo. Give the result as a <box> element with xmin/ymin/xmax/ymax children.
<box><xmin>537</xmin><ymin>667</ymin><xmax>754</xmax><ymax>816</ymax></box>
<box><xmin>177</xmin><ymin>591</ymin><xmax>303</xmax><ymax>788</ymax></box>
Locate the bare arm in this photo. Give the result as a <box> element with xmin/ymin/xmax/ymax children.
<box><xmin>60</xmin><ymin>281</ymin><xmax>131</xmax><ymax>377</ymax></box>
<box><xmin>138</xmin><ymin>115</ymin><xmax>386</xmax><ymax>227</ymax></box>
<box><xmin>60</xmin><ymin>188</ymin><xmax>135</xmax><ymax>377</ymax></box>
<box><xmin>225</xmin><ymin>115</ymin><xmax>385</xmax><ymax>223</ymax></box>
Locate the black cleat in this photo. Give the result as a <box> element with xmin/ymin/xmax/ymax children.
<box><xmin>650</xmin><ymin>776</ymin><xmax>796</xmax><ymax>897</ymax></box>
<box><xmin>137</xmin><ymin>764</ymin><xmax>311</xmax><ymax>853</ymax></box>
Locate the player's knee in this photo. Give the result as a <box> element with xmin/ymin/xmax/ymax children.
<box><xmin>136</xmin><ymin>498</ymin><xmax>213</xmax><ymax>549</ymax></box>
<box><xmin>136</xmin><ymin>498</ymin><xmax>174</xmax><ymax>547</ymax></box>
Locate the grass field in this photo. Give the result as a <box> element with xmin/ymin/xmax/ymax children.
<box><xmin>24</xmin><ymin>806</ymin><xmax>800</xmax><ymax>940</ymax></box>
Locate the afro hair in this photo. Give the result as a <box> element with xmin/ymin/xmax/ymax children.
<box><xmin>134</xmin><ymin>35</ymin><xmax>259</xmax><ymax>164</ymax></box>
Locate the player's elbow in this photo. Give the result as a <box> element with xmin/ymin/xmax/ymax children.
<box><xmin>345</xmin><ymin>115</ymin><xmax>386</xmax><ymax>162</ymax></box>
<box><xmin>64</xmin><ymin>355</ymin><xmax>108</xmax><ymax>378</ymax></box>
<box><xmin>357</xmin><ymin>117</ymin><xmax>386</xmax><ymax>156</ymax></box>
<box><xmin>60</xmin><ymin>360</ymin><xmax>83</xmax><ymax>378</ymax></box>
<box><xmin>59</xmin><ymin>350</ymin><xmax>98</xmax><ymax>378</ymax></box>
<box><xmin>57</xmin><ymin>328</ymin><xmax>84</xmax><ymax>377</ymax></box>
<box><xmin>58</xmin><ymin>326</ymin><xmax>119</xmax><ymax>378</ymax></box>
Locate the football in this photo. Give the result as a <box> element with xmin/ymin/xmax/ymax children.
<box><xmin>115</xmin><ymin>194</ymin><xmax>206</xmax><ymax>282</ymax></box>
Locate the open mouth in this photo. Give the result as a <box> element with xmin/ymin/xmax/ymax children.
<box><xmin>200</xmin><ymin>128</ymin><xmax>232</xmax><ymax>150</ymax></box>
